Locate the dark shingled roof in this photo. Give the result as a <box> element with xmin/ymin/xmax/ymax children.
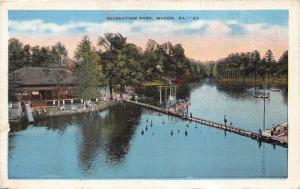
<box><xmin>11</xmin><ymin>67</ymin><xmax>77</xmax><ymax>86</ymax></box>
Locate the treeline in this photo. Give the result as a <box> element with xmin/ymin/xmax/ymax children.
<box><xmin>9</xmin><ymin>33</ymin><xmax>206</xmax><ymax>100</ymax></box>
<box><xmin>9</xmin><ymin>38</ymin><xmax>68</xmax><ymax>72</ymax></box>
<box><xmin>214</xmin><ymin>49</ymin><xmax>288</xmax><ymax>82</ymax></box>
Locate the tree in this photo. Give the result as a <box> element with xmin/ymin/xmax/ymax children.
<box><xmin>74</xmin><ymin>36</ymin><xmax>102</xmax><ymax>107</ymax></box>
<box><xmin>172</xmin><ymin>44</ymin><xmax>189</xmax><ymax>79</ymax></box>
<box><xmin>251</xmin><ymin>50</ymin><xmax>261</xmax><ymax>82</ymax></box>
<box><xmin>9</xmin><ymin>38</ymin><xmax>70</xmax><ymax>70</ymax></box>
<box><xmin>30</xmin><ymin>46</ymin><xmax>40</xmax><ymax>67</ymax></box>
<box><xmin>97</xmin><ymin>33</ymin><xmax>127</xmax><ymax>99</ymax></box>
<box><xmin>239</xmin><ymin>52</ymin><xmax>251</xmax><ymax>82</ymax></box>
<box><xmin>8</xmin><ymin>38</ymin><xmax>25</xmax><ymax>72</ymax></box>
<box><xmin>143</xmin><ymin>39</ymin><xmax>162</xmax><ymax>81</ymax></box>
<box><xmin>145</xmin><ymin>39</ymin><xmax>159</xmax><ymax>53</ymax></box>
<box><xmin>160</xmin><ymin>42</ymin><xmax>174</xmax><ymax>78</ymax></box>
<box><xmin>50</xmin><ymin>42</ymin><xmax>68</xmax><ymax>66</ymax></box>
<box><xmin>277</xmin><ymin>50</ymin><xmax>288</xmax><ymax>75</ymax></box>
<box><xmin>260</xmin><ymin>49</ymin><xmax>275</xmax><ymax>80</ymax></box>
<box><xmin>263</xmin><ymin>49</ymin><xmax>275</xmax><ymax>64</ymax></box>
<box><xmin>278</xmin><ymin>50</ymin><xmax>288</xmax><ymax>64</ymax></box>
<box><xmin>114</xmin><ymin>51</ymin><xmax>144</xmax><ymax>97</ymax></box>
<box><xmin>23</xmin><ymin>44</ymin><xmax>32</xmax><ymax>67</ymax></box>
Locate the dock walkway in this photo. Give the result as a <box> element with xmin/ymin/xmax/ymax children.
<box><xmin>124</xmin><ymin>99</ymin><xmax>288</xmax><ymax>147</ymax></box>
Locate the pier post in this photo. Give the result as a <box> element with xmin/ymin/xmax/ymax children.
<box><xmin>71</xmin><ymin>99</ymin><xmax>73</xmax><ymax>104</ymax></box>
<box><xmin>158</xmin><ymin>87</ymin><xmax>162</xmax><ymax>104</ymax></box>
<box><xmin>18</xmin><ymin>101</ymin><xmax>22</xmax><ymax>116</ymax></box>
<box><xmin>62</xmin><ymin>100</ymin><xmax>65</xmax><ymax>105</ymax></box>
<box><xmin>53</xmin><ymin>100</ymin><xmax>55</xmax><ymax>105</ymax></box>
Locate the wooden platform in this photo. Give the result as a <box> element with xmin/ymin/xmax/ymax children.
<box><xmin>124</xmin><ymin>100</ymin><xmax>288</xmax><ymax>148</ymax></box>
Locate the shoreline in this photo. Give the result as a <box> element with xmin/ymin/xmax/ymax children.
<box><xmin>9</xmin><ymin>100</ymin><xmax>120</xmax><ymax>124</ymax></box>
<box><xmin>8</xmin><ymin>77</ymin><xmax>288</xmax><ymax>124</ymax></box>
<box><xmin>216</xmin><ymin>78</ymin><xmax>288</xmax><ymax>86</ymax></box>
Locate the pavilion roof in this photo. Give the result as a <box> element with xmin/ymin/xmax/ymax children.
<box><xmin>11</xmin><ymin>67</ymin><xmax>77</xmax><ymax>86</ymax></box>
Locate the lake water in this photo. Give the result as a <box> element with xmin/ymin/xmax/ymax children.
<box><xmin>8</xmin><ymin>79</ymin><xmax>288</xmax><ymax>178</ymax></box>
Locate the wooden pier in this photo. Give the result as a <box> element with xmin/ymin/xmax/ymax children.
<box><xmin>124</xmin><ymin>100</ymin><xmax>288</xmax><ymax>148</ymax></box>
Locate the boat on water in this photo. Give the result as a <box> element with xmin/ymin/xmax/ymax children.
<box><xmin>253</xmin><ymin>82</ymin><xmax>270</xmax><ymax>99</ymax></box>
<box><xmin>253</xmin><ymin>89</ymin><xmax>270</xmax><ymax>99</ymax></box>
<box><xmin>270</xmin><ymin>88</ymin><xmax>281</xmax><ymax>92</ymax></box>
<box><xmin>254</xmin><ymin>94</ymin><xmax>270</xmax><ymax>99</ymax></box>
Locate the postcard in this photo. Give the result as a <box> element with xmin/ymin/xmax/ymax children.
<box><xmin>0</xmin><ymin>0</ymin><xmax>299</xmax><ymax>189</ymax></box>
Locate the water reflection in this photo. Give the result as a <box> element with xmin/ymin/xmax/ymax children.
<box><xmin>9</xmin><ymin>104</ymin><xmax>143</xmax><ymax>174</ymax></box>
<box><xmin>215</xmin><ymin>82</ymin><xmax>251</xmax><ymax>99</ymax></box>
<box><xmin>99</xmin><ymin>104</ymin><xmax>142</xmax><ymax>163</ymax></box>
<box><xmin>74</xmin><ymin>104</ymin><xmax>142</xmax><ymax>172</ymax></box>
<box><xmin>76</xmin><ymin>113</ymin><xmax>103</xmax><ymax>172</ymax></box>
<box><xmin>213</xmin><ymin>79</ymin><xmax>288</xmax><ymax>101</ymax></box>
<box><xmin>281</xmin><ymin>87</ymin><xmax>288</xmax><ymax>104</ymax></box>
<box><xmin>10</xmin><ymin>115</ymin><xmax>74</xmax><ymax>134</ymax></box>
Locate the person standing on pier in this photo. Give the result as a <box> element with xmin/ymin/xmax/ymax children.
<box><xmin>224</xmin><ymin>115</ymin><xmax>227</xmax><ymax>127</ymax></box>
<box><xmin>259</xmin><ymin>128</ymin><xmax>262</xmax><ymax>136</ymax></box>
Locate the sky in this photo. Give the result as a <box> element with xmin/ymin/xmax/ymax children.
<box><xmin>8</xmin><ymin>10</ymin><xmax>288</xmax><ymax>61</ymax></box>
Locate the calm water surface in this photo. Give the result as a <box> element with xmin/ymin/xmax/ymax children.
<box><xmin>8</xmin><ymin>79</ymin><xmax>288</xmax><ymax>178</ymax></box>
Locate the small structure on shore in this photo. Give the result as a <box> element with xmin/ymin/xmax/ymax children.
<box><xmin>9</xmin><ymin>67</ymin><xmax>79</xmax><ymax>122</ymax></box>
<box><xmin>10</xmin><ymin>67</ymin><xmax>78</xmax><ymax>108</ymax></box>
<box><xmin>143</xmin><ymin>79</ymin><xmax>180</xmax><ymax>109</ymax></box>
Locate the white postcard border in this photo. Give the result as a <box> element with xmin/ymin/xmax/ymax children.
<box><xmin>0</xmin><ymin>1</ymin><xmax>299</xmax><ymax>189</ymax></box>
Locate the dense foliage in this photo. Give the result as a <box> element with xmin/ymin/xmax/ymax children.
<box><xmin>215</xmin><ymin>49</ymin><xmax>288</xmax><ymax>82</ymax></box>
<box><xmin>97</xmin><ymin>33</ymin><xmax>204</xmax><ymax>98</ymax></box>
<box><xmin>8</xmin><ymin>34</ymin><xmax>288</xmax><ymax>101</ymax></box>
<box><xmin>9</xmin><ymin>38</ymin><xmax>68</xmax><ymax>72</ymax></box>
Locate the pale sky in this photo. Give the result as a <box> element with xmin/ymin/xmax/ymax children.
<box><xmin>9</xmin><ymin>10</ymin><xmax>288</xmax><ymax>61</ymax></box>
